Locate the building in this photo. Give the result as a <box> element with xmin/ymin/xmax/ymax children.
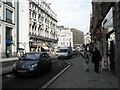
<box><xmin>69</xmin><ymin>28</ymin><xmax>84</xmax><ymax>48</ymax></box>
<box><xmin>90</xmin><ymin>1</ymin><xmax>120</xmax><ymax>85</ymax></box>
<box><xmin>84</xmin><ymin>34</ymin><xmax>91</xmax><ymax>46</ymax></box>
<box><xmin>57</xmin><ymin>26</ymin><xmax>73</xmax><ymax>48</ymax></box>
<box><xmin>16</xmin><ymin>0</ymin><xmax>57</xmax><ymax>52</ymax></box>
<box><xmin>0</xmin><ymin>0</ymin><xmax>17</xmax><ymax>58</ymax></box>
<box><xmin>113</xmin><ymin>2</ymin><xmax>120</xmax><ymax>89</ymax></box>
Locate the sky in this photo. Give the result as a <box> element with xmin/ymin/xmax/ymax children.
<box><xmin>48</xmin><ymin>0</ymin><xmax>92</xmax><ymax>34</ymax></box>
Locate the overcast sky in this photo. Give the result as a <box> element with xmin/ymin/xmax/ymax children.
<box><xmin>48</xmin><ymin>0</ymin><xmax>92</xmax><ymax>34</ymax></box>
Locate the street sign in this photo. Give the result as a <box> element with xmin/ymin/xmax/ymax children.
<box><xmin>100</xmin><ymin>57</ymin><xmax>110</xmax><ymax>71</ymax></box>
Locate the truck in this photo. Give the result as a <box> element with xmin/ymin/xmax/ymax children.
<box><xmin>58</xmin><ymin>46</ymin><xmax>72</xmax><ymax>59</ymax></box>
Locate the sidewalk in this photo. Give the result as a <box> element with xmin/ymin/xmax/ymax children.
<box><xmin>0</xmin><ymin>57</ymin><xmax>18</xmax><ymax>63</ymax></box>
<box><xmin>47</xmin><ymin>56</ymin><xmax>118</xmax><ymax>88</ymax></box>
<box><xmin>0</xmin><ymin>57</ymin><xmax>18</xmax><ymax>76</ymax></box>
<box><xmin>1</xmin><ymin>53</ymin><xmax>57</xmax><ymax>75</ymax></box>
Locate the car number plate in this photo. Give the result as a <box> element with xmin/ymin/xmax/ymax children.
<box><xmin>18</xmin><ymin>70</ymin><xmax>27</xmax><ymax>73</ymax></box>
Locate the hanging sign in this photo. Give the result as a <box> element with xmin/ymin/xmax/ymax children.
<box><xmin>95</xmin><ymin>28</ymin><xmax>102</xmax><ymax>40</ymax></box>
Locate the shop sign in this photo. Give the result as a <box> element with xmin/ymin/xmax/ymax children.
<box><xmin>95</xmin><ymin>28</ymin><xmax>102</xmax><ymax>40</ymax></box>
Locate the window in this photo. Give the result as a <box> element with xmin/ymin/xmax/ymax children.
<box><xmin>6</xmin><ymin>27</ymin><xmax>12</xmax><ymax>40</ymax></box>
<box><xmin>23</xmin><ymin>53</ymin><xmax>41</xmax><ymax>60</ymax></box>
<box><xmin>6</xmin><ymin>0</ymin><xmax>12</xmax><ymax>6</ymax></box>
<box><xmin>32</xmin><ymin>12</ymin><xmax>34</xmax><ymax>19</ymax></box>
<box><xmin>6</xmin><ymin>9</ymin><xmax>12</xmax><ymax>23</ymax></box>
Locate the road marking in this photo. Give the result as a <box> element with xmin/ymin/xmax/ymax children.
<box><xmin>1</xmin><ymin>74</ymin><xmax>15</xmax><ymax>82</ymax></box>
<box><xmin>40</xmin><ymin>60</ymin><xmax>72</xmax><ymax>90</ymax></box>
<box><xmin>6</xmin><ymin>75</ymin><xmax>13</xmax><ymax>78</ymax></box>
<box><xmin>0</xmin><ymin>77</ymin><xmax>14</xmax><ymax>82</ymax></box>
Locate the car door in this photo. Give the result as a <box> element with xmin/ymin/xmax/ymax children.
<box><xmin>40</xmin><ymin>53</ymin><xmax>47</xmax><ymax>70</ymax></box>
<box><xmin>45</xmin><ymin>53</ymin><xmax>51</xmax><ymax>67</ymax></box>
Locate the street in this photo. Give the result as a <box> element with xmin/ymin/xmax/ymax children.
<box><xmin>1</xmin><ymin>55</ymin><xmax>118</xmax><ymax>90</ymax></box>
<box><xmin>1</xmin><ymin>56</ymin><xmax>74</xmax><ymax>90</ymax></box>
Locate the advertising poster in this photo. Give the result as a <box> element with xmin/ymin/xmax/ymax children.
<box><xmin>101</xmin><ymin>57</ymin><xmax>110</xmax><ymax>71</ymax></box>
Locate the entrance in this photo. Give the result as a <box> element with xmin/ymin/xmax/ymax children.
<box><xmin>107</xmin><ymin>32</ymin><xmax>115</xmax><ymax>72</ymax></box>
<box><xmin>6</xmin><ymin>27</ymin><xmax>12</xmax><ymax>57</ymax></box>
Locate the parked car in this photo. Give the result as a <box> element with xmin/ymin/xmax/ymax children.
<box><xmin>12</xmin><ymin>52</ymin><xmax>52</xmax><ymax>77</ymax></box>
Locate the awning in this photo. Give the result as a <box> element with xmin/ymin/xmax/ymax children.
<box><xmin>6</xmin><ymin>40</ymin><xmax>15</xmax><ymax>44</ymax></box>
<box><xmin>42</xmin><ymin>46</ymin><xmax>49</xmax><ymax>50</ymax></box>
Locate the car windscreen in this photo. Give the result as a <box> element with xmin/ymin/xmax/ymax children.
<box><xmin>59</xmin><ymin>49</ymin><xmax>68</xmax><ymax>52</ymax></box>
<box><xmin>22</xmin><ymin>53</ymin><xmax>41</xmax><ymax>60</ymax></box>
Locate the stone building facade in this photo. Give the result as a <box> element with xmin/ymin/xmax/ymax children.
<box><xmin>90</xmin><ymin>1</ymin><xmax>120</xmax><ymax>79</ymax></box>
<box><xmin>0</xmin><ymin>0</ymin><xmax>17</xmax><ymax>58</ymax></box>
<box><xmin>113</xmin><ymin>2</ymin><xmax>120</xmax><ymax>89</ymax></box>
<box><xmin>69</xmin><ymin>28</ymin><xmax>84</xmax><ymax>48</ymax></box>
<box><xmin>17</xmin><ymin>0</ymin><xmax>57</xmax><ymax>52</ymax></box>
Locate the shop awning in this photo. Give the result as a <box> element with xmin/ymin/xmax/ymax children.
<box><xmin>6</xmin><ymin>40</ymin><xmax>15</xmax><ymax>45</ymax></box>
<box><xmin>42</xmin><ymin>46</ymin><xmax>49</xmax><ymax>50</ymax></box>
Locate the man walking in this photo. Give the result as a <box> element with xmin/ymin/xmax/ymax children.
<box><xmin>92</xmin><ymin>47</ymin><xmax>102</xmax><ymax>73</ymax></box>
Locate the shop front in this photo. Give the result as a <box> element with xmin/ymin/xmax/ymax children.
<box><xmin>6</xmin><ymin>27</ymin><xmax>15</xmax><ymax>58</ymax></box>
<box><xmin>102</xmin><ymin>7</ymin><xmax>116</xmax><ymax>72</ymax></box>
<box><xmin>6</xmin><ymin>40</ymin><xmax>15</xmax><ymax>57</ymax></box>
<box><xmin>106</xmin><ymin>31</ymin><xmax>115</xmax><ymax>72</ymax></box>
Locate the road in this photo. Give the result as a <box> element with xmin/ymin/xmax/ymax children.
<box><xmin>1</xmin><ymin>55</ymin><xmax>79</xmax><ymax>90</ymax></box>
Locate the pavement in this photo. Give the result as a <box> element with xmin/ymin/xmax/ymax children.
<box><xmin>0</xmin><ymin>53</ymin><xmax>58</xmax><ymax>76</ymax></box>
<box><xmin>47</xmin><ymin>55</ymin><xmax>118</xmax><ymax>88</ymax></box>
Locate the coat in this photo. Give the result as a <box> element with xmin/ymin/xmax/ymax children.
<box><xmin>92</xmin><ymin>50</ymin><xmax>102</xmax><ymax>63</ymax></box>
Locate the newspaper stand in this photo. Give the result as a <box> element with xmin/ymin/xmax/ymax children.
<box><xmin>100</xmin><ymin>57</ymin><xmax>110</xmax><ymax>71</ymax></box>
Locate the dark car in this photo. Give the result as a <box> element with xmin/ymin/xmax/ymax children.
<box><xmin>12</xmin><ymin>52</ymin><xmax>52</xmax><ymax>77</ymax></box>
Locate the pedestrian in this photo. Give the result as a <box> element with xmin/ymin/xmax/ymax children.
<box><xmin>84</xmin><ymin>50</ymin><xmax>90</xmax><ymax>71</ymax></box>
<box><xmin>92</xmin><ymin>47</ymin><xmax>102</xmax><ymax>73</ymax></box>
<box><xmin>17</xmin><ymin>50</ymin><xmax>24</xmax><ymax>59</ymax></box>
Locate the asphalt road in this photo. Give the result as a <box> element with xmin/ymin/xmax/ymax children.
<box><xmin>1</xmin><ymin>55</ymin><xmax>80</xmax><ymax>90</ymax></box>
<box><xmin>2</xmin><ymin>59</ymin><xmax>70</xmax><ymax>90</ymax></box>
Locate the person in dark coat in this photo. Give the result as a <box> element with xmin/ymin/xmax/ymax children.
<box><xmin>92</xmin><ymin>47</ymin><xmax>102</xmax><ymax>73</ymax></box>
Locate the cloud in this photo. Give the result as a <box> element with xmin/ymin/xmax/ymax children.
<box><xmin>48</xmin><ymin>0</ymin><xmax>92</xmax><ymax>34</ymax></box>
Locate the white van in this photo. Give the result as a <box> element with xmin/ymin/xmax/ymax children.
<box><xmin>58</xmin><ymin>47</ymin><xmax>72</xmax><ymax>59</ymax></box>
